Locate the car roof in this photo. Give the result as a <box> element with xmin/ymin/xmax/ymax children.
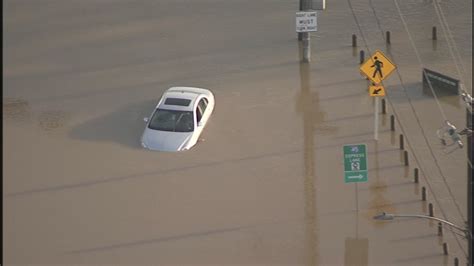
<box><xmin>157</xmin><ymin>91</ymin><xmax>199</xmax><ymax>111</ymax></box>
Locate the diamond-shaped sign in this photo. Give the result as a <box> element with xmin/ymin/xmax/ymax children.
<box><xmin>360</xmin><ymin>50</ymin><xmax>396</xmax><ymax>84</ymax></box>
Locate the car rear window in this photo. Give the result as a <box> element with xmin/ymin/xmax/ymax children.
<box><xmin>164</xmin><ymin>98</ymin><xmax>191</xmax><ymax>106</ymax></box>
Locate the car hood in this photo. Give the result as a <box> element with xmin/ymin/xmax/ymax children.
<box><xmin>141</xmin><ymin>128</ymin><xmax>193</xmax><ymax>152</ymax></box>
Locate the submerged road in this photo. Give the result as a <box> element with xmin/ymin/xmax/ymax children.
<box><xmin>4</xmin><ymin>0</ymin><xmax>471</xmax><ymax>265</ymax></box>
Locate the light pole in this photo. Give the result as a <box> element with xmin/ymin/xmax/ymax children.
<box><xmin>460</xmin><ymin>90</ymin><xmax>473</xmax><ymax>266</ymax></box>
<box><xmin>373</xmin><ymin>212</ymin><xmax>469</xmax><ymax>237</ymax></box>
<box><xmin>374</xmin><ymin>212</ymin><xmax>471</xmax><ymax>264</ymax></box>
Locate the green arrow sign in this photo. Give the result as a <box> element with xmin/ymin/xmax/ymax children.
<box><xmin>343</xmin><ymin>144</ymin><xmax>368</xmax><ymax>183</ymax></box>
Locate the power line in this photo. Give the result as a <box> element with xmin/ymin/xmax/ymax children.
<box><xmin>388</xmin><ymin>0</ymin><xmax>469</xmax><ymax>256</ymax></box>
<box><xmin>391</xmin><ymin>0</ymin><xmax>466</xmax><ymax>222</ymax></box>
<box><xmin>432</xmin><ymin>1</ymin><xmax>470</xmax><ymax>93</ymax></box>
<box><xmin>346</xmin><ymin>0</ymin><xmax>467</xmax><ymax>257</ymax></box>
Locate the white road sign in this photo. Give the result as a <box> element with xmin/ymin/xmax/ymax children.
<box><xmin>296</xmin><ymin>11</ymin><xmax>317</xmax><ymax>32</ymax></box>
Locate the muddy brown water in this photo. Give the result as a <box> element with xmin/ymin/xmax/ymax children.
<box><xmin>4</xmin><ymin>0</ymin><xmax>471</xmax><ymax>265</ymax></box>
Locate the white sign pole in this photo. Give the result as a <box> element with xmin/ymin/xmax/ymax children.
<box><xmin>296</xmin><ymin>11</ymin><xmax>317</xmax><ymax>63</ymax></box>
<box><xmin>303</xmin><ymin>32</ymin><xmax>310</xmax><ymax>62</ymax></box>
<box><xmin>374</xmin><ymin>97</ymin><xmax>379</xmax><ymax>140</ymax></box>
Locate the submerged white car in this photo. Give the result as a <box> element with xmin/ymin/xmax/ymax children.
<box><xmin>141</xmin><ymin>87</ymin><xmax>215</xmax><ymax>152</ymax></box>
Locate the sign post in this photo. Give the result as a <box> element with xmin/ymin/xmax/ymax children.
<box><xmin>369</xmin><ymin>84</ymin><xmax>386</xmax><ymax>140</ymax></box>
<box><xmin>344</xmin><ymin>144</ymin><xmax>368</xmax><ymax>219</ymax></box>
<box><xmin>360</xmin><ymin>50</ymin><xmax>396</xmax><ymax>141</ymax></box>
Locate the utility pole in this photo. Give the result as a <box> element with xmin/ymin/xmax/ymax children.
<box><xmin>300</xmin><ymin>0</ymin><xmax>312</xmax><ymax>62</ymax></box>
<box><xmin>467</xmin><ymin>98</ymin><xmax>472</xmax><ymax>266</ymax></box>
<box><xmin>298</xmin><ymin>0</ymin><xmax>304</xmax><ymax>40</ymax></box>
<box><xmin>461</xmin><ymin>90</ymin><xmax>473</xmax><ymax>266</ymax></box>
<box><xmin>298</xmin><ymin>0</ymin><xmax>312</xmax><ymax>40</ymax></box>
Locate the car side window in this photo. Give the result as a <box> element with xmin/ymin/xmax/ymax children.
<box><xmin>198</xmin><ymin>98</ymin><xmax>208</xmax><ymax>114</ymax></box>
<box><xmin>196</xmin><ymin>105</ymin><xmax>203</xmax><ymax>123</ymax></box>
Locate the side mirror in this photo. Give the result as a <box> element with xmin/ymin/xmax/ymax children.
<box><xmin>143</xmin><ymin>117</ymin><xmax>149</xmax><ymax>123</ymax></box>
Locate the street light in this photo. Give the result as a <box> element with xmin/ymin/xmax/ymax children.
<box><xmin>373</xmin><ymin>212</ymin><xmax>470</xmax><ymax>238</ymax></box>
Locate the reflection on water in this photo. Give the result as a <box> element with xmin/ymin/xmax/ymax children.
<box><xmin>38</xmin><ymin>111</ymin><xmax>69</xmax><ymax>132</ymax></box>
<box><xmin>432</xmin><ymin>40</ymin><xmax>437</xmax><ymax>51</ymax></box>
<box><xmin>297</xmin><ymin>42</ymin><xmax>317</xmax><ymax>266</ymax></box>
<box><xmin>422</xmin><ymin>200</ymin><xmax>427</xmax><ymax>213</ymax></box>
<box><xmin>367</xmin><ymin>143</ymin><xmax>396</xmax><ymax>227</ymax></box>
<box><xmin>344</xmin><ymin>237</ymin><xmax>369</xmax><ymax>266</ymax></box>
<box><xmin>296</xmin><ymin>39</ymin><xmax>341</xmax><ymax>265</ymax></box>
<box><xmin>3</xmin><ymin>97</ymin><xmax>31</xmax><ymax>123</ymax></box>
<box><xmin>422</xmin><ymin>75</ymin><xmax>461</xmax><ymax>108</ymax></box>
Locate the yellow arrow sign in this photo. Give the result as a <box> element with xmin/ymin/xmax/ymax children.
<box><xmin>360</xmin><ymin>50</ymin><xmax>396</xmax><ymax>84</ymax></box>
<box><xmin>369</xmin><ymin>85</ymin><xmax>385</xmax><ymax>96</ymax></box>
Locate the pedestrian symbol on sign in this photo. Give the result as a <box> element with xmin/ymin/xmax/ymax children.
<box><xmin>351</xmin><ymin>146</ymin><xmax>359</xmax><ymax>153</ymax></box>
<box><xmin>351</xmin><ymin>162</ymin><xmax>360</xmax><ymax>171</ymax></box>
<box><xmin>371</xmin><ymin>56</ymin><xmax>384</xmax><ymax>79</ymax></box>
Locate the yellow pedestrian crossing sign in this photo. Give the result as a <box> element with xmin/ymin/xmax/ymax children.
<box><xmin>369</xmin><ymin>85</ymin><xmax>385</xmax><ymax>97</ymax></box>
<box><xmin>360</xmin><ymin>50</ymin><xmax>396</xmax><ymax>84</ymax></box>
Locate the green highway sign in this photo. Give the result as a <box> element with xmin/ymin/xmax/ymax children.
<box><xmin>343</xmin><ymin>144</ymin><xmax>368</xmax><ymax>183</ymax></box>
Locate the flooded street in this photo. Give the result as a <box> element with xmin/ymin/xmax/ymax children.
<box><xmin>3</xmin><ymin>0</ymin><xmax>471</xmax><ymax>265</ymax></box>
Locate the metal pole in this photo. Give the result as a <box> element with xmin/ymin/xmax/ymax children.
<box><xmin>429</xmin><ymin>203</ymin><xmax>434</xmax><ymax>217</ymax></box>
<box><xmin>373</xmin><ymin>212</ymin><xmax>469</xmax><ymax>237</ymax></box>
<box><xmin>465</xmin><ymin>112</ymin><xmax>472</xmax><ymax>266</ymax></box>
<box><xmin>298</xmin><ymin>0</ymin><xmax>304</xmax><ymax>40</ymax></box>
<box><xmin>390</xmin><ymin>115</ymin><xmax>395</xmax><ymax>131</ymax></box>
<box><xmin>355</xmin><ymin>183</ymin><xmax>359</xmax><ymax>212</ymax></box>
<box><xmin>382</xmin><ymin>98</ymin><xmax>386</xmax><ymax>114</ymax></box>
<box><xmin>297</xmin><ymin>0</ymin><xmax>312</xmax><ymax>63</ymax></box>
<box><xmin>355</xmin><ymin>182</ymin><xmax>359</xmax><ymax>238</ymax></box>
<box><xmin>374</xmin><ymin>97</ymin><xmax>379</xmax><ymax>140</ymax></box>
<box><xmin>391</xmin><ymin>214</ymin><xmax>467</xmax><ymax>233</ymax></box>
<box><xmin>298</xmin><ymin>0</ymin><xmax>311</xmax><ymax>41</ymax></box>
<box><xmin>359</xmin><ymin>50</ymin><xmax>365</xmax><ymax>65</ymax></box>
<box><xmin>432</xmin><ymin>26</ymin><xmax>437</xmax><ymax>40</ymax></box>
<box><xmin>303</xmin><ymin>32</ymin><xmax>311</xmax><ymax>62</ymax></box>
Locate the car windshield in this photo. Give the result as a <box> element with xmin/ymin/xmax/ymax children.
<box><xmin>148</xmin><ymin>109</ymin><xmax>194</xmax><ymax>132</ymax></box>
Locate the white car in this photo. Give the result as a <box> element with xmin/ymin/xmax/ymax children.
<box><xmin>141</xmin><ymin>87</ymin><xmax>215</xmax><ymax>151</ymax></box>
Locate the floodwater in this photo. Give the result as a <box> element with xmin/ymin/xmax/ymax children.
<box><xmin>3</xmin><ymin>0</ymin><xmax>471</xmax><ymax>265</ymax></box>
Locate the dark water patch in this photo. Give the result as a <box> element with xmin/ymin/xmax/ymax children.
<box><xmin>38</xmin><ymin>110</ymin><xmax>69</xmax><ymax>132</ymax></box>
<box><xmin>3</xmin><ymin>97</ymin><xmax>31</xmax><ymax>123</ymax></box>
